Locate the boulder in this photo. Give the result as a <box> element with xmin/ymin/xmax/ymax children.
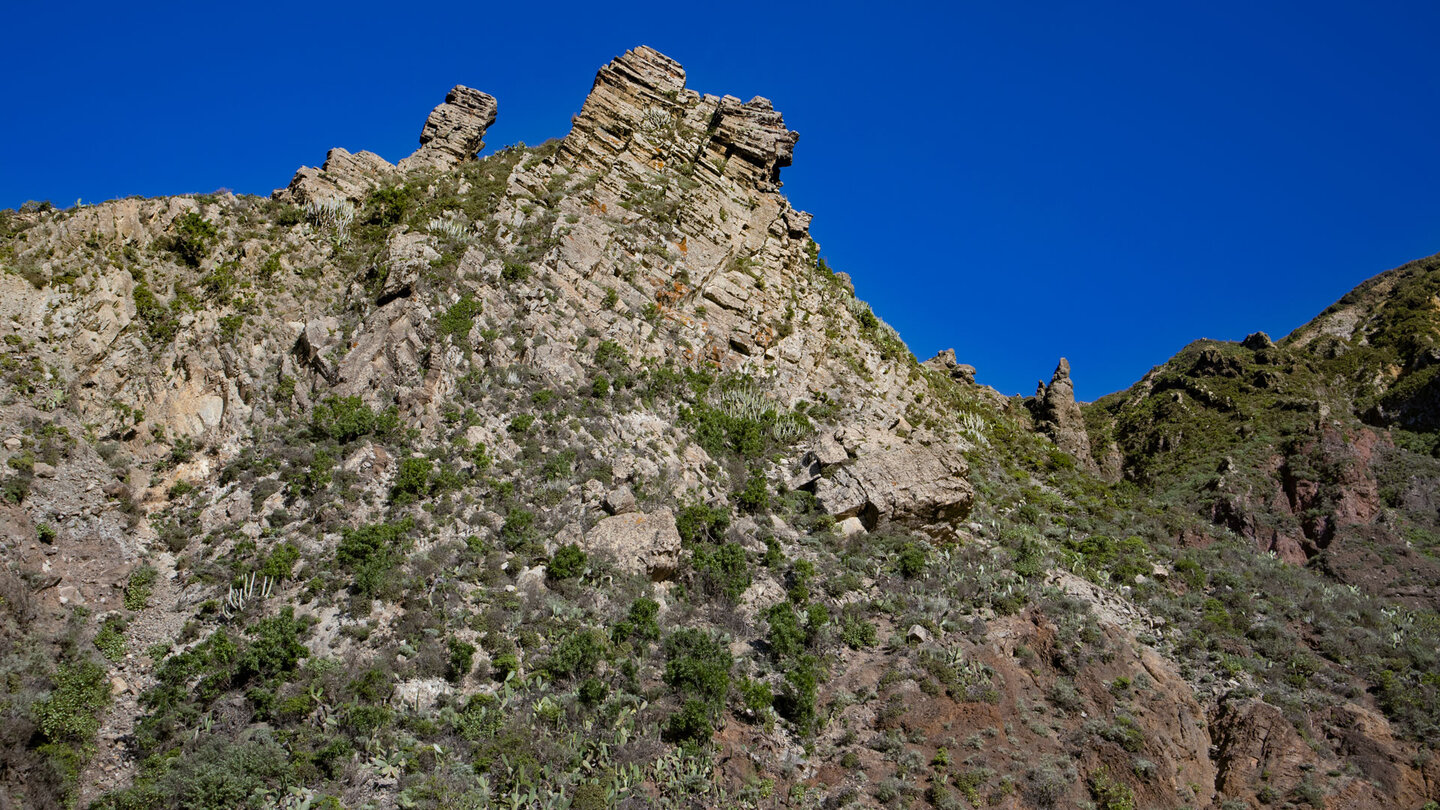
<box><xmin>813</xmin><ymin>442</ymin><xmax>973</xmax><ymax>529</ymax></box>
<box><xmin>705</xmin><ymin>95</ymin><xmax>799</xmax><ymax>191</ymax></box>
<box><xmin>603</xmin><ymin>485</ymin><xmax>636</xmax><ymax>515</ymax></box>
<box><xmin>583</xmin><ymin>508</ymin><xmax>682</xmax><ymax>580</ymax></box>
<box><xmin>376</xmin><ymin>231</ymin><xmax>441</xmax><ymax>304</ymax></box>
<box><xmin>276</xmin><ymin>84</ymin><xmax>496</xmax><ymax>202</ymax></box>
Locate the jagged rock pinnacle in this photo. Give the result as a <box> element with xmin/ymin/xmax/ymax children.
<box><xmin>559</xmin><ymin>46</ymin><xmax>800</xmax><ymax>193</ymax></box>
<box><xmin>275</xmin><ymin>85</ymin><xmax>498</xmax><ymax>203</ymax></box>
<box><xmin>397</xmin><ymin>85</ymin><xmax>498</xmax><ymax>173</ymax></box>
<box><xmin>1030</xmin><ymin>357</ymin><xmax>1099</xmax><ymax>473</ymax></box>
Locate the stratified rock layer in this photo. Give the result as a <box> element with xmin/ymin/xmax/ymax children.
<box><xmin>397</xmin><ymin>85</ymin><xmax>498</xmax><ymax>173</ymax></box>
<box><xmin>277</xmin><ymin>84</ymin><xmax>497</xmax><ymax>203</ymax></box>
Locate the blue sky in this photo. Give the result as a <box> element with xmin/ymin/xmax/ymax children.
<box><xmin>7</xmin><ymin>1</ymin><xmax>1439</xmax><ymax>399</ymax></box>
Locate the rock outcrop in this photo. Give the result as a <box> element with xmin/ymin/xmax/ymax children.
<box><xmin>924</xmin><ymin>348</ymin><xmax>976</xmax><ymax>384</ymax></box>
<box><xmin>1030</xmin><ymin>358</ymin><xmax>1098</xmax><ymax>473</ymax></box>
<box><xmin>278</xmin><ymin>147</ymin><xmax>398</xmax><ymax>205</ymax></box>
<box><xmin>396</xmin><ymin>85</ymin><xmax>498</xmax><ymax>173</ymax></box>
<box><xmin>276</xmin><ymin>85</ymin><xmax>497</xmax><ymax>203</ymax></box>
<box><xmin>811</xmin><ymin>440</ymin><xmax>974</xmax><ymax>531</ymax></box>
<box><xmin>581</xmin><ymin>508</ymin><xmax>682</xmax><ymax>579</ymax></box>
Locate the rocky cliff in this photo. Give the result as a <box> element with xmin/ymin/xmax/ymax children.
<box><xmin>0</xmin><ymin>46</ymin><xmax>1436</xmax><ymax>810</ymax></box>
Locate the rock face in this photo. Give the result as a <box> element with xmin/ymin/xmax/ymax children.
<box><xmin>582</xmin><ymin>508</ymin><xmax>682</xmax><ymax>580</ymax></box>
<box><xmin>1029</xmin><ymin>358</ymin><xmax>1098</xmax><ymax>473</ymax></box>
<box><xmin>705</xmin><ymin>95</ymin><xmax>798</xmax><ymax>192</ymax></box>
<box><xmin>396</xmin><ymin>86</ymin><xmax>498</xmax><ymax>173</ymax></box>
<box><xmin>812</xmin><ymin>442</ymin><xmax>974</xmax><ymax>531</ymax></box>
<box><xmin>557</xmin><ymin>46</ymin><xmax>798</xmax><ymax>197</ymax></box>
<box><xmin>1210</xmin><ymin>697</ymin><xmax>1435</xmax><ymax>807</ymax></box>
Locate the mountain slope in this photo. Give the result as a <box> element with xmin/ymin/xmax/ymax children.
<box><xmin>0</xmin><ymin>46</ymin><xmax>1437</xmax><ymax>810</ymax></box>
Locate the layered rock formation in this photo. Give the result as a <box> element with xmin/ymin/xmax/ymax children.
<box><xmin>276</xmin><ymin>84</ymin><xmax>498</xmax><ymax>203</ymax></box>
<box><xmin>396</xmin><ymin>85</ymin><xmax>498</xmax><ymax>173</ymax></box>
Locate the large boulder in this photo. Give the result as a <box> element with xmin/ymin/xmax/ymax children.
<box><xmin>813</xmin><ymin>442</ymin><xmax>973</xmax><ymax>530</ymax></box>
<box><xmin>582</xmin><ymin>508</ymin><xmax>682</xmax><ymax>580</ymax></box>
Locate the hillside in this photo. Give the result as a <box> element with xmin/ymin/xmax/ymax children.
<box><xmin>1</xmin><ymin>46</ymin><xmax>1437</xmax><ymax>810</ymax></box>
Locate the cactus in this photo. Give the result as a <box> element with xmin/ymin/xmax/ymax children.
<box><xmin>221</xmin><ymin>572</ymin><xmax>274</xmax><ymax>619</ymax></box>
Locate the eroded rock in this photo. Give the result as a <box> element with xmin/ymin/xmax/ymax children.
<box><xmin>582</xmin><ymin>508</ymin><xmax>682</xmax><ymax>580</ymax></box>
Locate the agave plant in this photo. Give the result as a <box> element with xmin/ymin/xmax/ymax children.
<box><xmin>302</xmin><ymin>197</ymin><xmax>355</xmax><ymax>247</ymax></box>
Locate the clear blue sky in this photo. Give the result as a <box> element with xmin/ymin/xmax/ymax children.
<box><xmin>7</xmin><ymin>1</ymin><xmax>1440</xmax><ymax>399</ymax></box>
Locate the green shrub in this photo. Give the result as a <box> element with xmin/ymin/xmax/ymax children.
<box><xmin>663</xmin><ymin>629</ymin><xmax>732</xmax><ymax>706</ymax></box>
<box><xmin>95</xmin><ymin>615</ymin><xmax>126</xmax><ymax>662</ymax></box>
<box><xmin>613</xmin><ymin>597</ymin><xmax>661</xmax><ymax>643</ymax></box>
<box><xmin>501</xmin><ymin>261</ymin><xmax>531</xmax><ymax>282</ymax></box>
<box><xmin>500</xmin><ymin>509</ymin><xmax>535</xmax><ymax>549</ymax></box>
<box><xmin>236</xmin><ymin>607</ymin><xmax>307</xmax><ymax>683</ymax></box>
<box><xmin>446</xmin><ymin>638</ymin><xmax>476</xmax><ymax>683</ymax></box>
<box><xmin>776</xmin><ymin>654</ymin><xmax>822</xmax><ymax>734</ymax></box>
<box><xmin>132</xmin><ymin>282</ymin><xmax>177</xmax><ymax>343</ymax></box>
<box><xmin>578</xmin><ymin>677</ymin><xmax>609</xmax><ymax>707</ymax></box>
<box><xmin>739</xmin><ymin>677</ymin><xmax>773</xmax><ymax>715</ymax></box>
<box><xmin>839</xmin><ymin>610</ymin><xmax>878</xmax><ymax>649</ymax></box>
<box><xmin>259</xmin><ymin>542</ymin><xmax>300</xmax><ymax>580</ymax></box>
<box><xmin>544</xmin><ymin>629</ymin><xmax>606</xmax><ymax>680</ymax></box>
<box><xmin>593</xmin><ymin>340</ymin><xmax>628</xmax><ymax>371</ymax></box>
<box><xmin>366</xmin><ymin>185</ymin><xmax>414</xmax><ymax>226</ymax></box>
<box><xmin>335</xmin><ymin>519</ymin><xmax>413</xmax><ymax>597</ymax></box>
<box><xmin>470</xmin><ymin>442</ymin><xmax>492</xmax><ymax>470</ymax></box>
<box><xmin>541</xmin><ymin>450</ymin><xmax>575</xmax><ymax>481</ymax></box>
<box><xmin>675</xmin><ymin>502</ymin><xmax>729</xmax><ymax>544</ymax></box>
<box><xmin>34</xmin><ymin>658</ymin><xmax>111</xmax><ymax>744</ymax></box>
<box><xmin>437</xmin><ymin>295</ymin><xmax>482</xmax><ymax>341</ymax></box>
<box><xmin>509</xmin><ymin>414</ymin><xmax>535</xmax><ymax>433</ymax></box>
<box><xmin>1088</xmin><ymin>766</ymin><xmax>1136</xmax><ymax>810</ymax></box>
<box><xmin>217</xmin><ymin>313</ymin><xmax>244</xmax><ymax>339</ymax></box>
<box><xmin>491</xmin><ymin>652</ymin><xmax>520</xmax><ymax>682</ymax></box>
<box><xmin>693</xmin><ymin>542</ymin><xmax>751</xmax><ymax>600</ymax></box>
<box><xmin>665</xmin><ymin>698</ymin><xmax>715</xmax><ymax>747</ymax></box>
<box><xmin>548</xmin><ymin>544</ymin><xmax>588</xmax><ymax>580</ymax></box>
<box><xmin>897</xmin><ymin>542</ymin><xmax>927</xmax><ymax>579</ymax></box>
<box><xmin>311</xmin><ymin>395</ymin><xmax>398</xmax><ymax>443</ymax></box>
<box><xmin>736</xmin><ymin>469</ymin><xmax>770</xmax><ymax>513</ymax></box>
<box><xmin>168</xmin><ymin>212</ymin><xmax>218</xmax><ymax>267</ymax></box>
<box><xmin>124</xmin><ymin>565</ymin><xmax>158</xmax><ymax>610</ymax></box>
<box><xmin>390</xmin><ymin>456</ymin><xmax>432</xmax><ymax>504</ymax></box>
<box><xmin>96</xmin><ymin>730</ymin><xmax>295</xmax><ymax>810</ymax></box>
<box><xmin>765</xmin><ymin>603</ymin><xmax>805</xmax><ymax>661</ymax></box>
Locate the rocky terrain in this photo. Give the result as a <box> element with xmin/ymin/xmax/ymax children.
<box><xmin>0</xmin><ymin>46</ymin><xmax>1436</xmax><ymax>810</ymax></box>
